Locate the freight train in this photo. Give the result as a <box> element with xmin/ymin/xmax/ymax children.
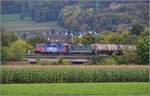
<box><xmin>34</xmin><ymin>43</ymin><xmax>136</xmax><ymax>55</ymax></box>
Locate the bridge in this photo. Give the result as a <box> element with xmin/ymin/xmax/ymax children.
<box><xmin>25</xmin><ymin>54</ymin><xmax>108</xmax><ymax>64</ymax></box>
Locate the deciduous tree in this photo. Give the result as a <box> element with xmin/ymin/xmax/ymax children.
<box><xmin>137</xmin><ymin>28</ymin><xmax>149</xmax><ymax>64</ymax></box>
<box><xmin>9</xmin><ymin>39</ymin><xmax>32</xmax><ymax>61</ymax></box>
<box><xmin>131</xmin><ymin>23</ymin><xmax>144</xmax><ymax>36</ymax></box>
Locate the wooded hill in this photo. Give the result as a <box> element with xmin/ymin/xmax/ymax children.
<box><xmin>1</xmin><ymin>0</ymin><xmax>149</xmax><ymax>32</ymax></box>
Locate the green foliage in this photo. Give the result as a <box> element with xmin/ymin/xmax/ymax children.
<box><xmin>58</xmin><ymin>57</ymin><xmax>71</xmax><ymax>65</ymax></box>
<box><xmin>59</xmin><ymin>1</ymin><xmax>148</xmax><ymax>32</ymax></box>
<box><xmin>9</xmin><ymin>39</ymin><xmax>33</xmax><ymax>61</ymax></box>
<box><xmin>81</xmin><ymin>34</ymin><xmax>95</xmax><ymax>44</ymax></box>
<box><xmin>98</xmin><ymin>32</ymin><xmax>131</xmax><ymax>44</ymax></box>
<box><xmin>2</xmin><ymin>66</ymin><xmax>149</xmax><ymax>83</ymax></box>
<box><xmin>36</xmin><ymin>57</ymin><xmax>71</xmax><ymax>65</ymax></box>
<box><xmin>102</xmin><ymin>57</ymin><xmax>117</xmax><ymax>65</ymax></box>
<box><xmin>137</xmin><ymin>29</ymin><xmax>149</xmax><ymax>64</ymax></box>
<box><xmin>123</xmin><ymin>35</ymin><xmax>138</xmax><ymax>45</ymax></box>
<box><xmin>98</xmin><ymin>32</ymin><xmax>121</xmax><ymax>44</ymax></box>
<box><xmin>2</xmin><ymin>1</ymin><xmax>148</xmax><ymax>31</ymax></box>
<box><xmin>97</xmin><ymin>31</ymin><xmax>138</xmax><ymax>45</ymax></box>
<box><xmin>112</xmin><ymin>51</ymin><xmax>138</xmax><ymax>64</ymax></box>
<box><xmin>2</xmin><ymin>32</ymin><xmax>18</xmax><ymax>47</ymax></box>
<box><xmin>74</xmin><ymin>37</ymin><xmax>81</xmax><ymax>44</ymax></box>
<box><xmin>89</xmin><ymin>56</ymin><xmax>104</xmax><ymax>64</ymax></box>
<box><xmin>28</xmin><ymin>35</ymin><xmax>47</xmax><ymax>45</ymax></box>
<box><xmin>90</xmin><ymin>56</ymin><xmax>117</xmax><ymax>65</ymax></box>
<box><xmin>1</xmin><ymin>47</ymin><xmax>12</xmax><ymax>63</ymax></box>
<box><xmin>131</xmin><ymin>23</ymin><xmax>144</xmax><ymax>36</ymax></box>
<box><xmin>1</xmin><ymin>39</ymin><xmax>32</xmax><ymax>63</ymax></box>
<box><xmin>74</xmin><ymin>34</ymin><xmax>95</xmax><ymax>44</ymax></box>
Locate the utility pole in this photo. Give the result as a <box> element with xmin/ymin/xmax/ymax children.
<box><xmin>71</xmin><ymin>33</ymin><xmax>74</xmax><ymax>44</ymax></box>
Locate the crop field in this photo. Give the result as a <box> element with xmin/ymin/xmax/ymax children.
<box><xmin>2</xmin><ymin>65</ymin><xmax>149</xmax><ymax>83</ymax></box>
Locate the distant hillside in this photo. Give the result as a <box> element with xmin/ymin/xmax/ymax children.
<box><xmin>58</xmin><ymin>1</ymin><xmax>149</xmax><ymax>32</ymax></box>
<box><xmin>1</xmin><ymin>1</ymin><xmax>149</xmax><ymax>32</ymax></box>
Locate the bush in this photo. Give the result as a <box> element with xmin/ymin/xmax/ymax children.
<box><xmin>40</xmin><ymin>60</ymin><xmax>52</xmax><ymax>65</ymax></box>
<box><xmin>36</xmin><ymin>56</ymin><xmax>40</xmax><ymax>64</ymax></box>
<box><xmin>102</xmin><ymin>57</ymin><xmax>117</xmax><ymax>65</ymax></box>
<box><xmin>39</xmin><ymin>60</ymin><xmax>57</xmax><ymax>65</ymax></box>
<box><xmin>112</xmin><ymin>51</ymin><xmax>139</xmax><ymax>64</ymax></box>
<box><xmin>1</xmin><ymin>47</ymin><xmax>12</xmax><ymax>64</ymax></box>
<box><xmin>35</xmin><ymin>57</ymin><xmax>71</xmax><ymax>65</ymax></box>
<box><xmin>89</xmin><ymin>56</ymin><xmax>117</xmax><ymax>65</ymax></box>
<box><xmin>2</xmin><ymin>66</ymin><xmax>149</xmax><ymax>83</ymax></box>
<box><xmin>57</xmin><ymin>57</ymin><xmax>71</xmax><ymax>65</ymax></box>
<box><xmin>89</xmin><ymin>56</ymin><xmax>105</xmax><ymax>64</ymax></box>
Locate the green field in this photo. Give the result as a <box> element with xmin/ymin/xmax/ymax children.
<box><xmin>1</xmin><ymin>14</ymin><xmax>31</xmax><ymax>22</ymax></box>
<box><xmin>1</xmin><ymin>14</ymin><xmax>65</xmax><ymax>32</ymax></box>
<box><xmin>2</xmin><ymin>65</ymin><xmax>149</xmax><ymax>83</ymax></box>
<box><xmin>1</xmin><ymin>83</ymin><xmax>149</xmax><ymax>96</ymax></box>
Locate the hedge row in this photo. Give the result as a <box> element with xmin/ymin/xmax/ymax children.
<box><xmin>2</xmin><ymin>66</ymin><xmax>149</xmax><ymax>83</ymax></box>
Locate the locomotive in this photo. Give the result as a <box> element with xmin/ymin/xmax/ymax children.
<box><xmin>35</xmin><ymin>43</ymin><xmax>69</xmax><ymax>54</ymax></box>
<box><xmin>34</xmin><ymin>43</ymin><xmax>136</xmax><ymax>55</ymax></box>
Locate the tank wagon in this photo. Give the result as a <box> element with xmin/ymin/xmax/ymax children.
<box><xmin>91</xmin><ymin>44</ymin><xmax>136</xmax><ymax>55</ymax></box>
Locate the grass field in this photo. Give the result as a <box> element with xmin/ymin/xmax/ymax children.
<box><xmin>1</xmin><ymin>14</ymin><xmax>65</xmax><ymax>32</ymax></box>
<box><xmin>1</xmin><ymin>14</ymin><xmax>31</xmax><ymax>22</ymax></box>
<box><xmin>1</xmin><ymin>83</ymin><xmax>149</xmax><ymax>96</ymax></box>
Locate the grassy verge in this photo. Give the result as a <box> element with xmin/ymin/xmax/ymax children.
<box><xmin>1</xmin><ymin>83</ymin><xmax>149</xmax><ymax>96</ymax></box>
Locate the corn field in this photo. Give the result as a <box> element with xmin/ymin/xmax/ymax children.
<box><xmin>2</xmin><ymin>65</ymin><xmax>149</xmax><ymax>83</ymax></box>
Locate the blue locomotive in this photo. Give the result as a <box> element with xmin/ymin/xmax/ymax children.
<box><xmin>34</xmin><ymin>43</ymin><xmax>69</xmax><ymax>54</ymax></box>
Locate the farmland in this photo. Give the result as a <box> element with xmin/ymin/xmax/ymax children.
<box><xmin>1</xmin><ymin>14</ymin><xmax>32</xmax><ymax>22</ymax></box>
<box><xmin>1</xmin><ymin>14</ymin><xmax>65</xmax><ymax>32</ymax></box>
<box><xmin>2</xmin><ymin>65</ymin><xmax>149</xmax><ymax>83</ymax></box>
<box><xmin>1</xmin><ymin>83</ymin><xmax>149</xmax><ymax>96</ymax></box>
<box><xmin>1</xmin><ymin>1</ymin><xmax>149</xmax><ymax>96</ymax></box>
